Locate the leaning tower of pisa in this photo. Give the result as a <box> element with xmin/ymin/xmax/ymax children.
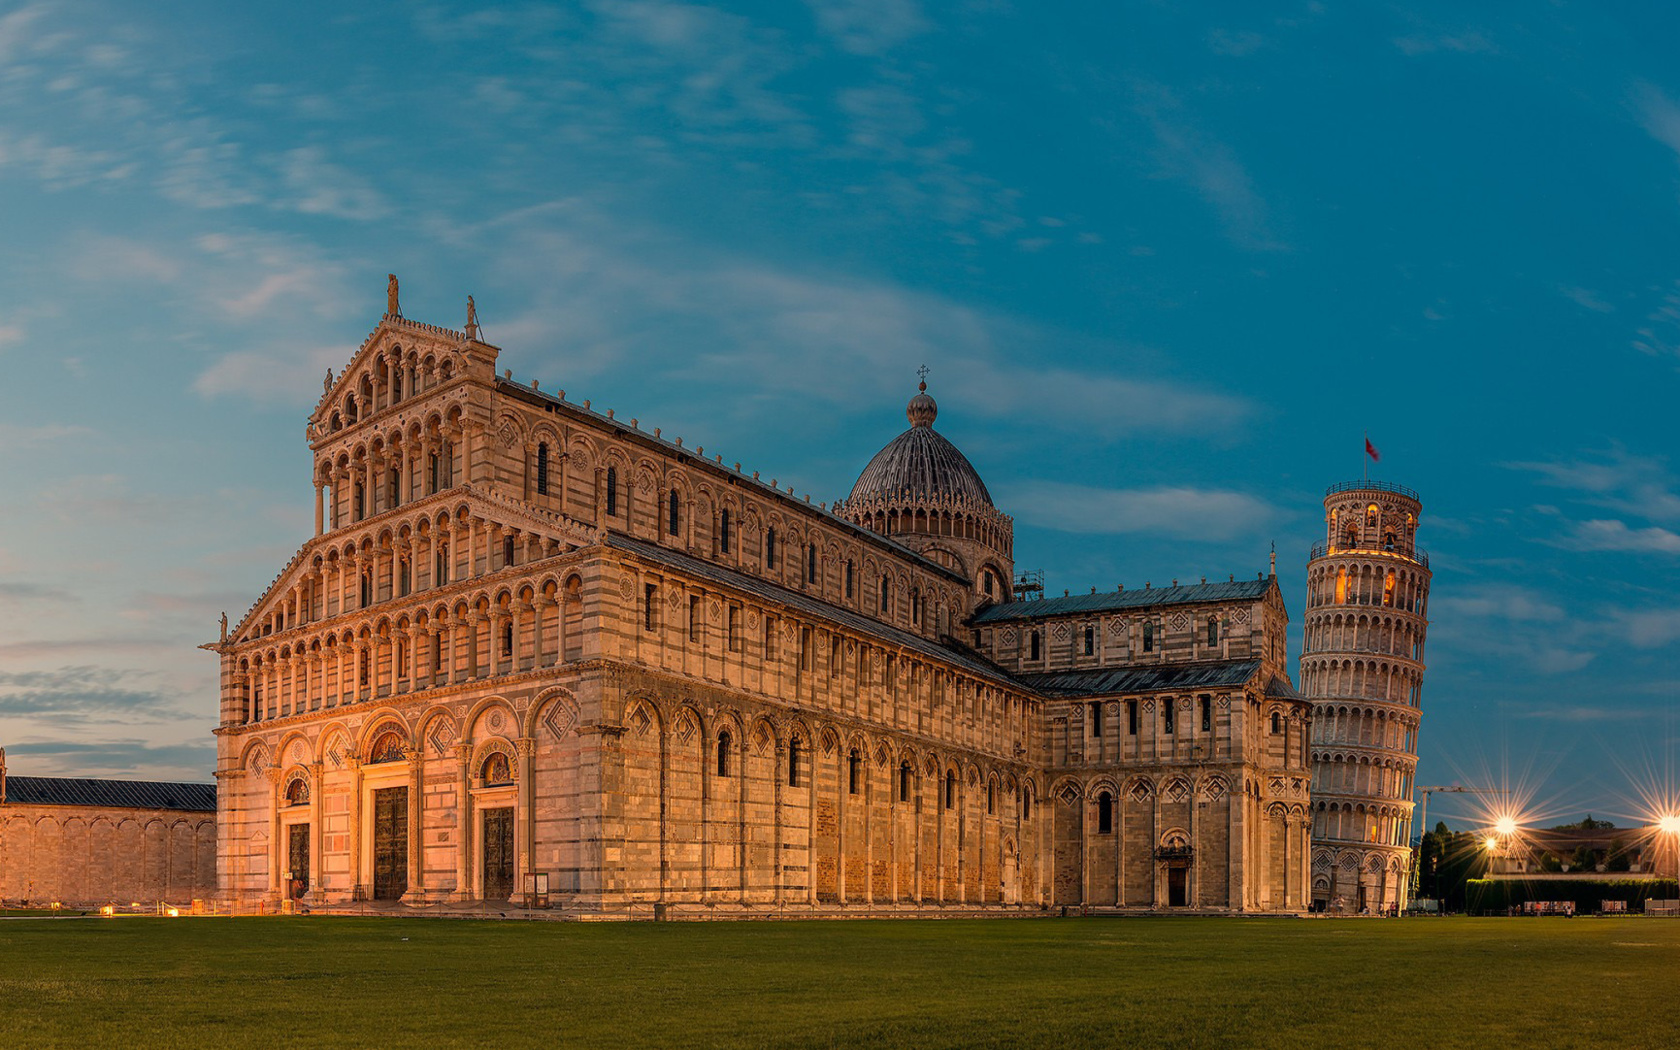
<box><xmin>1300</xmin><ymin>481</ymin><xmax>1431</xmax><ymax>912</ymax></box>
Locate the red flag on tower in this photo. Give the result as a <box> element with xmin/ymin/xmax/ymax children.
<box><xmin>1365</xmin><ymin>437</ymin><xmax>1380</xmax><ymax>463</ymax></box>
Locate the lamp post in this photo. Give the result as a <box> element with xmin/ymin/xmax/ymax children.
<box><xmin>1659</xmin><ymin>814</ymin><xmax>1680</xmax><ymax>900</ymax></box>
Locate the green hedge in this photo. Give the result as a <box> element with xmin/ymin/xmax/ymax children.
<box><xmin>1465</xmin><ymin>878</ymin><xmax>1678</xmax><ymax>914</ymax></box>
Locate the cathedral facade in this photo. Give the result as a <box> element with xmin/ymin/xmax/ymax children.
<box><xmin>208</xmin><ymin>300</ymin><xmax>1312</xmax><ymax>915</ymax></box>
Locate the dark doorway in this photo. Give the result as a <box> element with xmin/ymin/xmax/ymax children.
<box><xmin>373</xmin><ymin>787</ymin><xmax>408</xmax><ymax>900</ymax></box>
<box><xmin>1167</xmin><ymin>864</ymin><xmax>1188</xmax><ymax>907</ymax></box>
<box><xmin>1357</xmin><ymin>884</ymin><xmax>1368</xmax><ymax>913</ymax></box>
<box><xmin>482</xmin><ymin>808</ymin><xmax>514</xmax><ymax>901</ymax></box>
<box><xmin>287</xmin><ymin>824</ymin><xmax>309</xmax><ymax>900</ymax></box>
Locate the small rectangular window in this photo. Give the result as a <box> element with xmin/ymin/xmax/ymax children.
<box><xmin>800</xmin><ymin>627</ymin><xmax>812</xmax><ymax>671</ymax></box>
<box><xmin>1207</xmin><ymin>617</ymin><xmax>1219</xmax><ymax>646</ymax></box>
<box><xmin>1143</xmin><ymin>622</ymin><xmax>1154</xmax><ymax>652</ymax></box>
<box><xmin>1084</xmin><ymin>625</ymin><xmax>1094</xmax><ymax>656</ymax></box>
<box><xmin>765</xmin><ymin>617</ymin><xmax>777</xmax><ymax>661</ymax></box>
<box><xmin>1128</xmin><ymin>700</ymin><xmax>1138</xmax><ymax>735</ymax></box>
<box><xmin>1089</xmin><ymin>701</ymin><xmax>1103</xmax><ymax>737</ymax></box>
<box><xmin>689</xmin><ymin>595</ymin><xmax>700</xmax><ymax>642</ymax></box>
<box><xmin>727</xmin><ymin>605</ymin><xmax>741</xmax><ymax>652</ymax></box>
<box><xmin>1163</xmin><ymin>701</ymin><xmax>1175</xmax><ymax>734</ymax></box>
<box><xmin>1201</xmin><ymin>695</ymin><xmax>1212</xmax><ymax>732</ymax></box>
<box><xmin>644</xmin><ymin>583</ymin><xmax>657</xmax><ymax>632</ymax></box>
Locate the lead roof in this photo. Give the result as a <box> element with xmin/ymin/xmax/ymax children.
<box><xmin>3</xmin><ymin>776</ymin><xmax>216</xmax><ymax>812</ymax></box>
<box><xmin>970</xmin><ymin>578</ymin><xmax>1274</xmax><ymax>624</ymax></box>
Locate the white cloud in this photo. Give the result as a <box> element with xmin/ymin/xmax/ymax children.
<box><xmin>281</xmin><ymin>146</ymin><xmax>390</xmax><ymax>221</ymax></box>
<box><xmin>66</xmin><ymin>234</ymin><xmax>183</xmax><ymax>283</ymax></box>
<box><xmin>1434</xmin><ymin>584</ymin><xmax>1564</xmax><ymax>623</ymax></box>
<box><xmin>1131</xmin><ymin>81</ymin><xmax>1284</xmax><ymax>252</ymax></box>
<box><xmin>999</xmin><ymin>481</ymin><xmax>1280</xmax><ymax>541</ymax></box>
<box><xmin>1567</xmin><ymin>519</ymin><xmax>1680</xmax><ymax>555</ymax></box>
<box><xmin>193</xmin><ymin>343</ymin><xmax>347</xmax><ymax>407</ymax></box>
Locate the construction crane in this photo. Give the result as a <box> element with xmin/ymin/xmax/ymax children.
<box><xmin>1410</xmin><ymin>785</ymin><xmax>1506</xmax><ymax>901</ymax></box>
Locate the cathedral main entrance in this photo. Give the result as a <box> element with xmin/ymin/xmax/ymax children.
<box><xmin>372</xmin><ymin>787</ymin><xmax>408</xmax><ymax>900</ymax></box>
<box><xmin>287</xmin><ymin>824</ymin><xmax>309</xmax><ymax>900</ymax></box>
<box><xmin>482</xmin><ymin>808</ymin><xmax>514</xmax><ymax>901</ymax></box>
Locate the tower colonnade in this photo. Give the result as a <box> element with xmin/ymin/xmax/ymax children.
<box><xmin>1301</xmin><ymin>481</ymin><xmax>1431</xmax><ymax>913</ymax></box>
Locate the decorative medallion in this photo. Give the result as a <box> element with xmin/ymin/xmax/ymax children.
<box><xmin>544</xmin><ymin>700</ymin><xmax>577</xmax><ymax>740</ymax></box>
<box><xmin>1129</xmin><ymin>782</ymin><xmax>1152</xmax><ymax>803</ymax></box>
<box><xmin>747</xmin><ymin>609</ymin><xmax>760</xmax><ymax>629</ymax></box>
<box><xmin>1057</xmin><ymin>783</ymin><xmax>1081</xmax><ymax>806</ymax></box>
<box><xmin>1001</xmin><ymin>627</ymin><xmax>1017</xmax><ymax>645</ymax></box>
<box><xmin>489</xmin><ymin>710</ymin><xmax>505</xmax><ymax>732</ymax></box>
<box><xmin>1142</xmin><ymin>699</ymin><xmax>1155</xmax><ymax>713</ymax></box>
<box><xmin>1166</xmin><ymin>780</ymin><xmax>1189</xmax><ymax>803</ymax></box>
<box><xmin>1233</xmin><ymin>608</ymin><xmax>1250</xmax><ymax>624</ymax></box>
<box><xmin>1051</xmin><ymin>622</ymin><xmax>1070</xmax><ymax>641</ymax></box>
<box><xmin>1169</xmin><ymin>612</ymin><xmax>1189</xmax><ymax>630</ymax></box>
<box><xmin>619</xmin><ymin>576</ymin><xmax>635</xmax><ymax>601</ymax></box>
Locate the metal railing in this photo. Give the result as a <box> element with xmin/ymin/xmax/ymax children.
<box><xmin>1326</xmin><ymin>479</ymin><xmax>1420</xmax><ymax>501</ymax></box>
<box><xmin>1309</xmin><ymin>542</ymin><xmax>1429</xmax><ymax>568</ymax></box>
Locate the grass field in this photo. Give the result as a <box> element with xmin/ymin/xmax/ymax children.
<box><xmin>2</xmin><ymin>916</ymin><xmax>1677</xmax><ymax>1049</ymax></box>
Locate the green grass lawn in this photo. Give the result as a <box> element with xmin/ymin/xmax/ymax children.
<box><xmin>1</xmin><ymin>916</ymin><xmax>1676</xmax><ymax>1049</ymax></box>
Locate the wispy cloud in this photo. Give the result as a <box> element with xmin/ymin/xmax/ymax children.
<box><xmin>281</xmin><ymin>146</ymin><xmax>390</xmax><ymax>220</ymax></box>
<box><xmin>806</xmin><ymin>0</ymin><xmax>928</xmax><ymax>56</ymax></box>
<box><xmin>1000</xmin><ymin>481</ymin><xmax>1281</xmax><ymax>541</ymax></box>
<box><xmin>1565</xmin><ymin>519</ymin><xmax>1680</xmax><ymax>555</ymax></box>
<box><xmin>1131</xmin><ymin>81</ymin><xmax>1284</xmax><ymax>252</ymax></box>
<box><xmin>0</xmin><ymin>581</ymin><xmax>78</xmax><ymax>603</ymax></box>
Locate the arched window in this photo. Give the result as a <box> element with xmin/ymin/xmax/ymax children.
<box><xmin>502</xmin><ymin>621</ymin><xmax>513</xmax><ymax>656</ymax></box>
<box><xmin>354</xmin><ymin>482</ymin><xmax>365</xmax><ymax>521</ymax></box>
<box><xmin>845</xmin><ymin>559</ymin><xmax>854</xmax><ymax>599</ymax></box>
<box><xmin>503</xmin><ymin>535</ymin><xmax>515</xmax><ymax>567</ymax></box>
<box><xmin>1084</xmin><ymin>625</ymin><xmax>1095</xmax><ymax>656</ymax></box>
<box><xmin>427</xmin><ymin>451</ymin><xmax>440</xmax><ymax>494</ymax></box>
<box><xmin>605</xmin><ymin>467</ymin><xmax>618</xmax><ymax>516</ymax></box>
<box><xmin>987</xmin><ymin>780</ymin><xmax>996</xmax><ymax>815</ymax></box>
<box><xmin>1163</xmin><ymin>700</ymin><xmax>1175</xmax><ymax>734</ymax></box>
<box><xmin>668</xmin><ymin>488</ymin><xmax>681</xmax><ymax>536</ymax></box>
<box><xmin>899</xmin><ymin>762</ymin><xmax>911</xmax><ymax>802</ymax></box>
<box><xmin>369</xmin><ymin>730</ymin><xmax>405</xmax><ymax>764</ymax></box>
<box><xmin>1097</xmin><ymin>791</ymin><xmax>1113</xmax><ymax>834</ymax></box>
<box><xmin>945</xmin><ymin>771</ymin><xmax>956</xmax><ymax>810</ymax></box>
<box><xmin>1142</xmin><ymin>622</ymin><xmax>1154</xmax><ymax>652</ymax></box>
<box><xmin>766</xmin><ymin>527</ymin><xmax>778</xmax><ymax>568</ymax></box>
<box><xmin>880</xmin><ymin>576</ymin><xmax>890</xmax><ymax>613</ymax></box>
<box><xmin>1271</xmin><ymin>711</ymin><xmax>1282</xmax><ymax>734</ymax></box>
<box><xmin>788</xmin><ymin>735</ymin><xmax>801</xmax><ymax>787</ymax></box>
<box><xmin>1022</xmin><ymin>789</ymin><xmax>1032</xmax><ymax>820</ymax></box>
<box><xmin>536</xmin><ymin>442</ymin><xmax>549</xmax><ymax>495</ymax></box>
<box><xmin>285</xmin><ymin>776</ymin><xmax>309</xmax><ymax>806</ymax></box>
<box><xmin>806</xmin><ymin>544</ymin><xmax>817</xmax><ymax>585</ymax></box>
<box><xmin>848</xmin><ymin>749</ymin><xmax>861</xmax><ymax>794</ymax></box>
<box><xmin>481</xmin><ymin>751</ymin><xmax>512</xmax><ymax>786</ymax></box>
<box><xmin>1382</xmin><ymin>530</ymin><xmax>1395</xmax><ymax>551</ymax></box>
<box><xmin>360</xmin><ymin>571</ymin><xmax>372</xmax><ymax>607</ymax></box>
<box><xmin>719</xmin><ymin>509</ymin><xmax>731</xmax><ymax>554</ymax></box>
<box><xmin>717</xmin><ymin>730</ymin><xmax>732</xmax><ymax>777</ymax></box>
<box><xmin>1206</xmin><ymin>618</ymin><xmax>1219</xmax><ymax>646</ymax></box>
<box><xmin>983</xmin><ymin>571</ymin><xmax>995</xmax><ymax>598</ymax></box>
<box><xmin>1029</xmin><ymin>631</ymin><xmax>1040</xmax><ymax>661</ymax></box>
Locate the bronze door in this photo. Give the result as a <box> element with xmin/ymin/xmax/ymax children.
<box><xmin>482</xmin><ymin>808</ymin><xmax>514</xmax><ymax>901</ymax></box>
<box><xmin>287</xmin><ymin>824</ymin><xmax>310</xmax><ymax>899</ymax></box>
<box><xmin>373</xmin><ymin>787</ymin><xmax>408</xmax><ymax>900</ymax></box>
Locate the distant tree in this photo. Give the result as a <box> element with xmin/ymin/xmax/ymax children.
<box><xmin>1552</xmin><ymin>816</ymin><xmax>1616</xmax><ymax>831</ymax></box>
<box><xmin>1608</xmin><ymin>838</ymin><xmax>1632</xmax><ymax>872</ymax></box>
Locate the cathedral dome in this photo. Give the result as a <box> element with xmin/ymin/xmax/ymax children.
<box><xmin>846</xmin><ymin>383</ymin><xmax>994</xmax><ymax>508</ymax></box>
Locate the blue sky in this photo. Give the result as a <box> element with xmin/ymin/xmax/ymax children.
<box><xmin>2</xmin><ymin>1</ymin><xmax>1678</xmax><ymax>830</ymax></box>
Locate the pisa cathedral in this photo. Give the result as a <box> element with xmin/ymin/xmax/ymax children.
<box><xmin>207</xmin><ymin>293</ymin><xmax>1423</xmax><ymax>916</ymax></box>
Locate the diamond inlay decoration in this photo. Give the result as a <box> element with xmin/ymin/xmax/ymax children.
<box><xmin>544</xmin><ymin>701</ymin><xmax>577</xmax><ymax>740</ymax></box>
<box><xmin>631</xmin><ymin>706</ymin><xmax>653</xmax><ymax>736</ymax></box>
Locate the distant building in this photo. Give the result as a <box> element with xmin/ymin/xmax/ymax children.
<box><xmin>205</xmin><ymin>301</ymin><xmax>1312</xmax><ymax>915</ymax></box>
<box><xmin>1488</xmin><ymin>825</ymin><xmax>1679</xmax><ymax>880</ymax></box>
<box><xmin>0</xmin><ymin>748</ymin><xmax>217</xmax><ymax>906</ymax></box>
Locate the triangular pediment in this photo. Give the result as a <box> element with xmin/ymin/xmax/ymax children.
<box><xmin>310</xmin><ymin>314</ymin><xmax>491</xmax><ymax>437</ymax></box>
<box><xmin>225</xmin><ymin>484</ymin><xmax>601</xmax><ymax>648</ymax></box>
